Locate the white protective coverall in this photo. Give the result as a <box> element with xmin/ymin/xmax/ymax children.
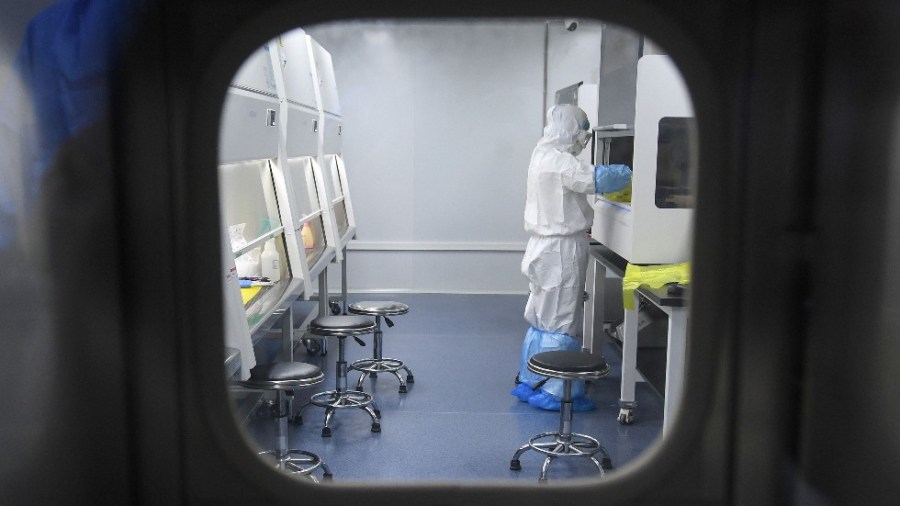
<box><xmin>514</xmin><ymin>104</ymin><xmax>631</xmax><ymax>409</ymax></box>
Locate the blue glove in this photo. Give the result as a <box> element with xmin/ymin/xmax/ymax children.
<box><xmin>594</xmin><ymin>164</ymin><xmax>632</xmax><ymax>194</ymax></box>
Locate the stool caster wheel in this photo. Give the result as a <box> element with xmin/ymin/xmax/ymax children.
<box><xmin>329</xmin><ymin>301</ymin><xmax>342</xmax><ymax>315</ymax></box>
<box><xmin>601</xmin><ymin>458</ymin><xmax>613</xmax><ymax>470</ymax></box>
<box><xmin>617</xmin><ymin>408</ymin><xmax>634</xmax><ymax>425</ymax></box>
<box><xmin>290</xmin><ymin>414</ymin><xmax>303</xmax><ymax>425</ymax></box>
<box><xmin>323</xmin><ymin>473</ymin><xmax>334</xmax><ymax>481</ymax></box>
<box><xmin>371</xmin><ymin>422</ymin><xmax>381</xmax><ymax>433</ymax></box>
<box><xmin>321</xmin><ymin>427</ymin><xmax>332</xmax><ymax>438</ymax></box>
<box><xmin>399</xmin><ymin>384</ymin><xmax>407</xmax><ymax>393</ymax></box>
<box><xmin>514</xmin><ymin>373</ymin><xmax>520</xmax><ymax>385</ymax></box>
<box><xmin>406</xmin><ymin>374</ymin><xmax>414</xmax><ymax>384</ymax></box>
<box><xmin>509</xmin><ymin>459</ymin><xmax>521</xmax><ymax>471</ymax></box>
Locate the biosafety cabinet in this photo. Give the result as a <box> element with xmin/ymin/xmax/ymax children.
<box><xmin>590</xmin><ymin>55</ymin><xmax>696</xmax><ymax>265</ymax></box>
<box><xmin>269</xmin><ymin>29</ymin><xmax>338</xmax><ymax>297</ymax></box>
<box><xmin>218</xmin><ymin>42</ymin><xmax>305</xmax><ymax>376</ymax></box>
<box><xmin>309</xmin><ymin>38</ymin><xmax>356</xmax><ymax>249</ymax></box>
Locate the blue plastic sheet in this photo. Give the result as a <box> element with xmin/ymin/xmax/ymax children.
<box><xmin>594</xmin><ymin>164</ymin><xmax>632</xmax><ymax>194</ymax></box>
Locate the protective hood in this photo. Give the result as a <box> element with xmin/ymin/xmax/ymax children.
<box><xmin>537</xmin><ymin>104</ymin><xmax>591</xmax><ymax>155</ymax></box>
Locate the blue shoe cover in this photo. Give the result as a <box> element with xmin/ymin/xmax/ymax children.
<box><xmin>572</xmin><ymin>396</ymin><xmax>597</xmax><ymax>411</ymax></box>
<box><xmin>527</xmin><ymin>391</ymin><xmax>561</xmax><ymax>411</ymax></box>
<box><xmin>527</xmin><ymin>391</ymin><xmax>597</xmax><ymax>411</ymax></box>
<box><xmin>511</xmin><ymin>383</ymin><xmax>536</xmax><ymax>402</ymax></box>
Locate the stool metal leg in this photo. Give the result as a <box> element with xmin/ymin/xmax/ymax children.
<box><xmin>336</xmin><ymin>337</ymin><xmax>347</xmax><ymax>392</ymax></box>
<box><xmin>306</xmin><ymin>335</ymin><xmax>382</xmax><ymax>437</ymax></box>
<box><xmin>258</xmin><ymin>390</ymin><xmax>332</xmax><ymax>481</ymax></box>
<box><xmin>352</xmin><ymin>316</ymin><xmax>411</xmax><ymax>394</ymax></box>
<box><xmin>560</xmin><ymin>381</ymin><xmax>573</xmax><ymax>441</ymax></box>
<box><xmin>372</xmin><ymin>318</ymin><xmax>382</xmax><ymax>378</ymax></box>
<box><xmin>540</xmin><ymin>455</ymin><xmax>554</xmax><ymax>482</ymax></box>
<box><xmin>402</xmin><ymin>364</ymin><xmax>415</xmax><ymax>384</ymax></box>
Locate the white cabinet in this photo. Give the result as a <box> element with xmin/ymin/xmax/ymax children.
<box><xmin>279</xmin><ymin>29</ymin><xmax>321</xmax><ymax>159</ymax></box>
<box><xmin>269</xmin><ymin>30</ymin><xmax>341</xmax><ymax>291</ymax></box>
<box><xmin>271</xmin><ymin>156</ymin><xmax>334</xmax><ymax>295</ymax></box>
<box><xmin>218</xmin><ymin>42</ymin><xmax>303</xmax><ymax>352</ymax></box>
<box><xmin>230</xmin><ymin>43</ymin><xmax>277</xmax><ymax>96</ymax></box>
<box><xmin>216</xmin><ymin>33</ymin><xmax>355</xmax><ymax>365</ymax></box>
<box><xmin>590</xmin><ymin>55</ymin><xmax>695</xmax><ymax>265</ymax></box>
<box><xmin>218</xmin><ymin>88</ymin><xmax>279</xmax><ymax>164</ymax></box>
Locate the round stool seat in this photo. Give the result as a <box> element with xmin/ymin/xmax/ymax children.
<box><xmin>244</xmin><ymin>362</ymin><xmax>325</xmax><ymax>390</ymax></box>
<box><xmin>527</xmin><ymin>350</ymin><xmax>610</xmax><ymax>381</ymax></box>
<box><xmin>308</xmin><ymin>315</ymin><xmax>376</xmax><ymax>336</ymax></box>
<box><xmin>348</xmin><ymin>301</ymin><xmax>410</xmax><ymax>317</ymax></box>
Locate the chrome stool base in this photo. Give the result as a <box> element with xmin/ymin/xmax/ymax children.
<box><xmin>348</xmin><ymin>301</ymin><xmax>414</xmax><ymax>394</ymax></box>
<box><xmin>257</xmin><ymin>449</ymin><xmax>333</xmax><ymax>483</ymax></box>
<box><xmin>303</xmin><ymin>389</ymin><xmax>381</xmax><ymax>437</ymax></box>
<box><xmin>352</xmin><ymin>357</ymin><xmax>412</xmax><ymax>393</ymax></box>
<box><xmin>509</xmin><ymin>431</ymin><xmax>611</xmax><ymax>482</ymax></box>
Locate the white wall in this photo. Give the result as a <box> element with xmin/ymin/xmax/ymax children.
<box><xmin>306</xmin><ymin>20</ymin><xmax>604</xmax><ymax>294</ymax></box>
<box><xmin>545</xmin><ymin>20</ymin><xmax>605</xmax><ymax>119</ymax></box>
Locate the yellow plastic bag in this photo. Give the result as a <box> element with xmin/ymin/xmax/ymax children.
<box><xmin>603</xmin><ymin>182</ymin><xmax>632</xmax><ymax>203</ymax></box>
<box><xmin>622</xmin><ymin>262</ymin><xmax>691</xmax><ymax>310</ymax></box>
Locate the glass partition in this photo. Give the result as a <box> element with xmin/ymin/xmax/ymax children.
<box><xmin>285</xmin><ymin>157</ymin><xmax>328</xmax><ymax>267</ymax></box>
<box><xmin>218</xmin><ymin>159</ymin><xmax>289</xmax><ymax>329</ymax></box>
<box><xmin>219</xmin><ymin>159</ymin><xmax>282</xmax><ymax>246</ymax></box>
<box><xmin>326</xmin><ymin>155</ymin><xmax>350</xmax><ymax>237</ymax></box>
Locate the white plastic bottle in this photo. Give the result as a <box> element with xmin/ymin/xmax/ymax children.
<box><xmin>260</xmin><ymin>239</ymin><xmax>280</xmax><ymax>280</ymax></box>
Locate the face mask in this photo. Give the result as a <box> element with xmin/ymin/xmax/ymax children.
<box><xmin>577</xmin><ymin>130</ymin><xmax>591</xmax><ymax>150</ymax></box>
<box><xmin>567</xmin><ymin>134</ymin><xmax>588</xmax><ymax>155</ymax></box>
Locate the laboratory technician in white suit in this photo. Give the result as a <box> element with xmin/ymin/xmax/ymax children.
<box><xmin>512</xmin><ymin>104</ymin><xmax>631</xmax><ymax>411</ymax></box>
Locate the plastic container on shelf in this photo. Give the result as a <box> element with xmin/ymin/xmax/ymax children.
<box><xmin>260</xmin><ymin>239</ymin><xmax>281</xmax><ymax>280</ymax></box>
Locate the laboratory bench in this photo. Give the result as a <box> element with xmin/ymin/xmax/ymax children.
<box><xmin>583</xmin><ymin>241</ymin><xmax>689</xmax><ymax>434</ymax></box>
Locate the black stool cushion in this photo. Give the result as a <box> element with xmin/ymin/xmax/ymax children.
<box><xmin>309</xmin><ymin>315</ymin><xmax>376</xmax><ymax>336</ymax></box>
<box><xmin>529</xmin><ymin>350</ymin><xmax>609</xmax><ymax>376</ymax></box>
<box><xmin>348</xmin><ymin>300</ymin><xmax>410</xmax><ymax>316</ymax></box>
<box><xmin>249</xmin><ymin>361</ymin><xmax>322</xmax><ymax>382</ymax></box>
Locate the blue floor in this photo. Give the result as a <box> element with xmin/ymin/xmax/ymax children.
<box><xmin>241</xmin><ymin>293</ymin><xmax>663</xmax><ymax>484</ymax></box>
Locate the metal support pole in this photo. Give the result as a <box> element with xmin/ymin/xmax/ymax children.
<box><xmin>620</xmin><ymin>292</ymin><xmax>641</xmax><ymax>407</ymax></box>
<box><xmin>663</xmin><ymin>307</ymin><xmax>688</xmax><ymax>436</ymax></box>
<box><xmin>583</xmin><ymin>259</ymin><xmax>608</xmax><ymax>357</ymax></box>
<box><xmin>374</xmin><ymin>316</ymin><xmax>383</xmax><ymax>361</ymax></box>
<box><xmin>280</xmin><ymin>306</ymin><xmax>293</xmax><ymax>362</ymax></box>
<box><xmin>318</xmin><ymin>268</ymin><xmax>328</xmax><ymax>317</ymax></box>
<box><xmin>336</xmin><ymin>337</ymin><xmax>347</xmax><ymax>392</ymax></box>
<box><xmin>341</xmin><ymin>245</ymin><xmax>348</xmax><ymax>314</ymax></box>
<box><xmin>559</xmin><ymin>380</ymin><xmax>573</xmax><ymax>441</ymax></box>
<box><xmin>275</xmin><ymin>390</ymin><xmax>287</xmax><ymax>468</ymax></box>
